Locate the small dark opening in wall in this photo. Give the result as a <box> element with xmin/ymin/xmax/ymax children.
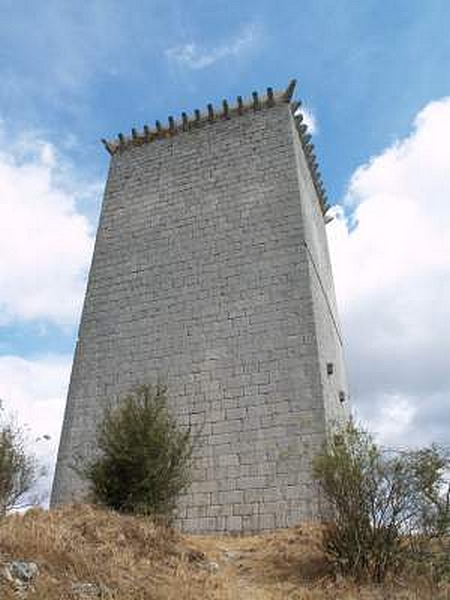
<box><xmin>327</xmin><ymin>362</ymin><xmax>334</xmax><ymax>375</ymax></box>
<box><xmin>339</xmin><ymin>391</ymin><xmax>346</xmax><ymax>403</ymax></box>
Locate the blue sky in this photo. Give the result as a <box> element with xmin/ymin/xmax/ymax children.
<box><xmin>2</xmin><ymin>1</ymin><xmax>450</xmax><ymax>197</ymax></box>
<box><xmin>0</xmin><ymin>0</ymin><xmax>449</xmax><ymax>502</ymax></box>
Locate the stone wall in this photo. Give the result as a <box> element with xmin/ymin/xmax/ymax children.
<box><xmin>51</xmin><ymin>99</ymin><xmax>348</xmax><ymax>532</ymax></box>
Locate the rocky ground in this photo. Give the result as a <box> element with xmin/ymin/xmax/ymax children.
<box><xmin>0</xmin><ymin>505</ymin><xmax>448</xmax><ymax>599</ymax></box>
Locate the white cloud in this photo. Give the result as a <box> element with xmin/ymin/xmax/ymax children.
<box><xmin>165</xmin><ymin>23</ymin><xmax>262</xmax><ymax>70</ymax></box>
<box><xmin>0</xmin><ymin>124</ymin><xmax>95</xmax><ymax>327</ymax></box>
<box><xmin>0</xmin><ymin>354</ymin><xmax>71</xmax><ymax>505</ymax></box>
<box><xmin>327</xmin><ymin>97</ymin><xmax>450</xmax><ymax>447</ymax></box>
<box><xmin>295</xmin><ymin>105</ymin><xmax>318</xmax><ymax>135</ymax></box>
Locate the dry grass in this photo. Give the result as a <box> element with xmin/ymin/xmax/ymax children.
<box><xmin>0</xmin><ymin>505</ymin><xmax>449</xmax><ymax>599</ymax></box>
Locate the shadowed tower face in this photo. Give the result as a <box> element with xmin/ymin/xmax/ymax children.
<box><xmin>51</xmin><ymin>81</ymin><xmax>348</xmax><ymax>533</ymax></box>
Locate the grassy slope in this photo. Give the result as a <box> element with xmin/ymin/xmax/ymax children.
<box><xmin>0</xmin><ymin>505</ymin><xmax>448</xmax><ymax>599</ymax></box>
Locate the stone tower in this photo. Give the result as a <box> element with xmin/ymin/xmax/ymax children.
<box><xmin>51</xmin><ymin>80</ymin><xmax>348</xmax><ymax>532</ymax></box>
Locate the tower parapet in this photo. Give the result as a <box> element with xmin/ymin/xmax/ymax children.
<box><xmin>102</xmin><ymin>81</ymin><xmax>330</xmax><ymax>217</ymax></box>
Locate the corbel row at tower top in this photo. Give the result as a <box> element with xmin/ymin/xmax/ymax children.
<box><xmin>101</xmin><ymin>80</ymin><xmax>331</xmax><ymax>217</ymax></box>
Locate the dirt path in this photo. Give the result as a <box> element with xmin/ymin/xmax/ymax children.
<box><xmin>184</xmin><ymin>525</ymin><xmax>331</xmax><ymax>599</ymax></box>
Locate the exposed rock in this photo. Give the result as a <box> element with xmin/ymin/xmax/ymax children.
<box><xmin>222</xmin><ymin>550</ymin><xmax>240</xmax><ymax>561</ymax></box>
<box><xmin>185</xmin><ymin>548</ymin><xmax>219</xmax><ymax>573</ymax></box>
<box><xmin>0</xmin><ymin>561</ymin><xmax>38</xmax><ymax>598</ymax></box>
<box><xmin>9</xmin><ymin>561</ymin><xmax>38</xmax><ymax>583</ymax></box>
<box><xmin>71</xmin><ymin>581</ymin><xmax>112</xmax><ymax>598</ymax></box>
<box><xmin>187</xmin><ymin>549</ymin><xmax>206</xmax><ymax>563</ymax></box>
<box><xmin>203</xmin><ymin>560</ymin><xmax>219</xmax><ymax>574</ymax></box>
<box><xmin>0</xmin><ymin>564</ymin><xmax>14</xmax><ymax>582</ymax></box>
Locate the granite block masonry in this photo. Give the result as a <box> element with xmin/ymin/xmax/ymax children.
<box><xmin>51</xmin><ymin>80</ymin><xmax>349</xmax><ymax>533</ymax></box>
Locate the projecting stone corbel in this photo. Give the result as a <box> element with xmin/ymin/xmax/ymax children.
<box><xmin>222</xmin><ymin>100</ymin><xmax>230</xmax><ymax>119</ymax></box>
<box><xmin>101</xmin><ymin>139</ymin><xmax>114</xmax><ymax>155</ymax></box>
<box><xmin>283</xmin><ymin>79</ymin><xmax>297</xmax><ymax>102</ymax></box>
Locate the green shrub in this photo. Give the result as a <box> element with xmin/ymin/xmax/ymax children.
<box><xmin>85</xmin><ymin>384</ymin><xmax>193</xmax><ymax>522</ymax></box>
<box><xmin>313</xmin><ymin>422</ymin><xmax>450</xmax><ymax>582</ymax></box>
<box><xmin>0</xmin><ymin>401</ymin><xmax>36</xmax><ymax>515</ymax></box>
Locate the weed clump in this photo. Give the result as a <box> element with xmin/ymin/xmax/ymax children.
<box><xmin>85</xmin><ymin>384</ymin><xmax>193</xmax><ymax>522</ymax></box>
<box><xmin>314</xmin><ymin>422</ymin><xmax>450</xmax><ymax>582</ymax></box>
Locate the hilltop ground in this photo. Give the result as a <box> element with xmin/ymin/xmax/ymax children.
<box><xmin>0</xmin><ymin>505</ymin><xmax>448</xmax><ymax>599</ymax></box>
